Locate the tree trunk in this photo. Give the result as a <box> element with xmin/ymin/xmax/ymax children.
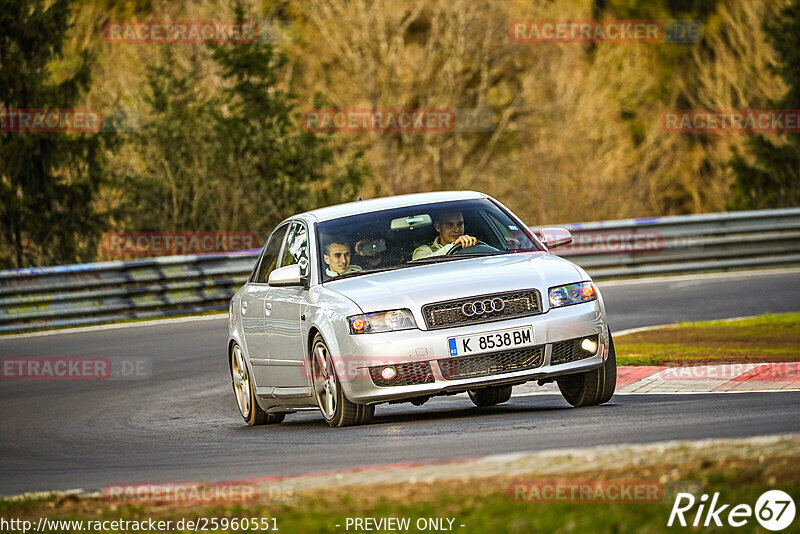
<box><xmin>14</xmin><ymin>221</ymin><xmax>23</xmax><ymax>268</ymax></box>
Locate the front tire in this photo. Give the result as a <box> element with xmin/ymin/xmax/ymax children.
<box><xmin>230</xmin><ymin>342</ymin><xmax>285</xmax><ymax>426</ymax></box>
<box><xmin>557</xmin><ymin>333</ymin><xmax>617</xmax><ymax>407</ymax></box>
<box><xmin>311</xmin><ymin>334</ymin><xmax>374</xmax><ymax>427</ymax></box>
<box><xmin>468</xmin><ymin>385</ymin><xmax>513</xmax><ymax>407</ymax></box>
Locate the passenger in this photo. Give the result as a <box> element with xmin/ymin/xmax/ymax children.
<box><xmin>323</xmin><ymin>237</ymin><xmax>363</xmax><ymax>277</ymax></box>
<box><xmin>412</xmin><ymin>211</ymin><xmax>477</xmax><ymax>260</ymax></box>
<box><xmin>354</xmin><ymin>234</ymin><xmax>387</xmax><ymax>268</ymax></box>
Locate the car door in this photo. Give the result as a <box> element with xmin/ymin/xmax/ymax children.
<box><xmin>264</xmin><ymin>220</ymin><xmax>311</xmax><ymax>391</ymax></box>
<box><xmin>241</xmin><ymin>224</ymin><xmax>288</xmax><ymax>388</ymax></box>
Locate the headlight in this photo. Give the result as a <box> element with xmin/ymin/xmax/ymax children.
<box><xmin>348</xmin><ymin>309</ymin><xmax>417</xmax><ymax>334</ymax></box>
<box><xmin>548</xmin><ymin>281</ymin><xmax>597</xmax><ymax>308</ymax></box>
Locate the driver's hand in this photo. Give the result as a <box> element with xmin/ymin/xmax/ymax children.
<box><xmin>455</xmin><ymin>235</ymin><xmax>477</xmax><ymax>248</ymax></box>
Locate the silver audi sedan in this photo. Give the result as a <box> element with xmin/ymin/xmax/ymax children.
<box><xmin>228</xmin><ymin>191</ymin><xmax>616</xmax><ymax>427</ymax></box>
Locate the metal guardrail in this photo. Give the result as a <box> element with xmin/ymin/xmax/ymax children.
<box><xmin>1</xmin><ymin>207</ymin><xmax>799</xmax><ymax>333</ymax></box>
<box><xmin>548</xmin><ymin>207</ymin><xmax>800</xmax><ymax>278</ymax></box>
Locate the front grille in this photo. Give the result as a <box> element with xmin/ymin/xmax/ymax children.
<box><xmin>438</xmin><ymin>346</ymin><xmax>545</xmax><ymax>380</ymax></box>
<box><xmin>550</xmin><ymin>335</ymin><xmax>599</xmax><ymax>365</ymax></box>
<box><xmin>422</xmin><ymin>289</ymin><xmax>542</xmax><ymax>330</ymax></box>
<box><xmin>370</xmin><ymin>361</ymin><xmax>435</xmax><ymax>387</ymax></box>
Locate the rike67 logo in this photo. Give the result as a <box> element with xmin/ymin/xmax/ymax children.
<box><xmin>668</xmin><ymin>490</ymin><xmax>796</xmax><ymax>531</ymax></box>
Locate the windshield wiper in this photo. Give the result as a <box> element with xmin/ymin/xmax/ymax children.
<box><xmin>326</xmin><ymin>265</ymin><xmax>402</xmax><ymax>281</ymax></box>
<box><xmin>455</xmin><ymin>251</ymin><xmax>510</xmax><ymax>257</ymax></box>
<box><xmin>410</xmin><ymin>251</ymin><xmax>508</xmax><ymax>263</ymax></box>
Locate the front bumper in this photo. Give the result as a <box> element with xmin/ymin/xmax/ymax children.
<box><xmin>338</xmin><ymin>300</ymin><xmax>609</xmax><ymax>403</ymax></box>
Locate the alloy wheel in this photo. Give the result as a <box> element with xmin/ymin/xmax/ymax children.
<box><xmin>231</xmin><ymin>344</ymin><xmax>251</xmax><ymax>418</ymax></box>
<box><xmin>313</xmin><ymin>342</ymin><xmax>337</xmax><ymax>420</ymax></box>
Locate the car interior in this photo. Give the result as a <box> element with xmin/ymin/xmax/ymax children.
<box><xmin>352</xmin><ymin>211</ymin><xmax>512</xmax><ymax>268</ymax></box>
<box><xmin>317</xmin><ymin>201</ymin><xmax>540</xmax><ymax>277</ymax></box>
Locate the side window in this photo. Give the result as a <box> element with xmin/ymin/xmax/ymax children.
<box><xmin>279</xmin><ymin>222</ymin><xmax>309</xmax><ymax>276</ymax></box>
<box><xmin>254</xmin><ymin>225</ymin><xmax>289</xmax><ymax>283</ymax></box>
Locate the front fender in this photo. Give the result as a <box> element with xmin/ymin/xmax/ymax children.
<box><xmin>307</xmin><ymin>309</ymin><xmax>350</xmax><ymax>376</ymax></box>
<box><xmin>305</xmin><ymin>286</ymin><xmax>363</xmax><ymax>383</ymax></box>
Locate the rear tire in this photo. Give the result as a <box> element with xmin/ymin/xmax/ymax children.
<box><xmin>230</xmin><ymin>342</ymin><xmax>285</xmax><ymax>426</ymax></box>
<box><xmin>311</xmin><ymin>334</ymin><xmax>375</xmax><ymax>427</ymax></box>
<box><xmin>557</xmin><ymin>333</ymin><xmax>617</xmax><ymax>407</ymax></box>
<box><xmin>468</xmin><ymin>385</ymin><xmax>513</xmax><ymax>407</ymax></box>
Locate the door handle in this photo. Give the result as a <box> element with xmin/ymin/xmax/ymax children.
<box><xmin>265</xmin><ymin>302</ymin><xmax>272</xmax><ymax>317</ymax></box>
<box><xmin>241</xmin><ymin>301</ymin><xmax>248</xmax><ymax>315</ymax></box>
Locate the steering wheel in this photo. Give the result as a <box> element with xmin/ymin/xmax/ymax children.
<box><xmin>445</xmin><ymin>239</ymin><xmax>497</xmax><ymax>255</ymax></box>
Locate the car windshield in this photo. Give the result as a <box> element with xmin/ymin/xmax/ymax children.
<box><xmin>316</xmin><ymin>199</ymin><xmax>541</xmax><ymax>282</ymax></box>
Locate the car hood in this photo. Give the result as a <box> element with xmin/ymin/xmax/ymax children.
<box><xmin>325</xmin><ymin>252</ymin><xmax>584</xmax><ymax>314</ymax></box>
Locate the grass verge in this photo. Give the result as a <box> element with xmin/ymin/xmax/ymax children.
<box><xmin>2</xmin><ymin>454</ymin><xmax>798</xmax><ymax>533</ymax></box>
<box><xmin>615</xmin><ymin>313</ymin><xmax>800</xmax><ymax>366</ymax></box>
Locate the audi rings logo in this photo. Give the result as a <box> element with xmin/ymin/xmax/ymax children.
<box><xmin>461</xmin><ymin>298</ymin><xmax>506</xmax><ymax>317</ymax></box>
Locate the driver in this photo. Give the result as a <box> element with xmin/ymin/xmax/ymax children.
<box><xmin>412</xmin><ymin>211</ymin><xmax>477</xmax><ymax>260</ymax></box>
<box><xmin>323</xmin><ymin>237</ymin><xmax>363</xmax><ymax>277</ymax></box>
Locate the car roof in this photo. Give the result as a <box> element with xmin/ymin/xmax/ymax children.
<box><xmin>299</xmin><ymin>191</ymin><xmax>489</xmax><ymax>223</ymax></box>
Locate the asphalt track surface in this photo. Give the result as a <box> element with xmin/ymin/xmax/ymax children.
<box><xmin>1</xmin><ymin>269</ymin><xmax>799</xmax><ymax>495</ymax></box>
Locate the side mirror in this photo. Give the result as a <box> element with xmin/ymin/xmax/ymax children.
<box><xmin>268</xmin><ymin>264</ymin><xmax>307</xmax><ymax>287</ymax></box>
<box><xmin>539</xmin><ymin>227</ymin><xmax>572</xmax><ymax>249</ymax></box>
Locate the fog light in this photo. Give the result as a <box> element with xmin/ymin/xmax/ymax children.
<box><xmin>380</xmin><ymin>366</ymin><xmax>397</xmax><ymax>380</ymax></box>
<box><xmin>581</xmin><ymin>338</ymin><xmax>598</xmax><ymax>354</ymax></box>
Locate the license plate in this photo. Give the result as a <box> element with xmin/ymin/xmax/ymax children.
<box><xmin>447</xmin><ymin>326</ymin><xmax>534</xmax><ymax>357</ymax></box>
